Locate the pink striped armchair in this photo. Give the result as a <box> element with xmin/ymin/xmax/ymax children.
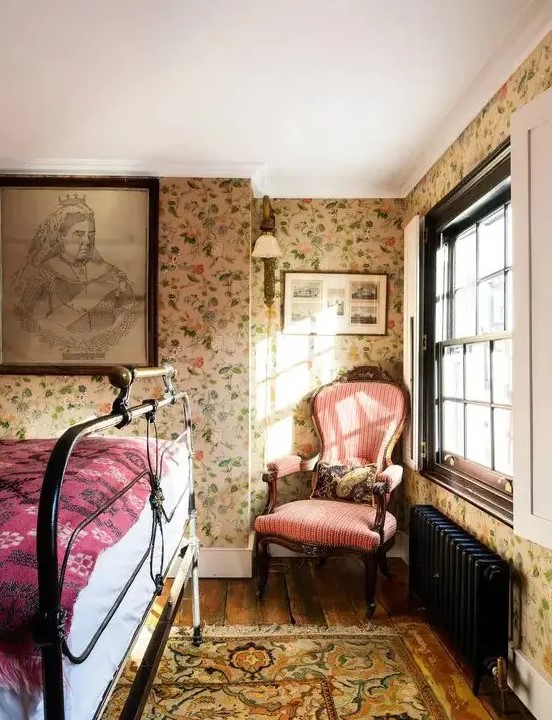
<box><xmin>254</xmin><ymin>366</ymin><xmax>408</xmax><ymax>617</ymax></box>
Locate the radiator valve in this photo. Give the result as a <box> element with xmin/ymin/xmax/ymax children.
<box><xmin>492</xmin><ymin>656</ymin><xmax>508</xmax><ymax>716</ymax></box>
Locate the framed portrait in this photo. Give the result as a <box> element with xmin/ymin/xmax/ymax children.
<box><xmin>282</xmin><ymin>271</ymin><xmax>387</xmax><ymax>336</ymax></box>
<box><xmin>0</xmin><ymin>176</ymin><xmax>159</xmax><ymax>374</ymax></box>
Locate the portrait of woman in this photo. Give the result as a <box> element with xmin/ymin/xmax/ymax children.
<box><xmin>0</xmin><ymin>181</ymin><xmax>156</xmax><ymax>368</ymax></box>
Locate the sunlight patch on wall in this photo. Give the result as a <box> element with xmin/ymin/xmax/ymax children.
<box><xmin>266</xmin><ymin>414</ymin><xmax>294</xmax><ymax>460</ymax></box>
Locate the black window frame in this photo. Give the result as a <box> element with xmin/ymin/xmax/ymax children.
<box><xmin>421</xmin><ymin>139</ymin><xmax>513</xmax><ymax>526</ymax></box>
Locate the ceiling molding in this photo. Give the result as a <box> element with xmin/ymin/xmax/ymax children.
<box><xmin>0</xmin><ymin>158</ymin><xmax>263</xmax><ymax>179</ymax></box>
<box><xmin>398</xmin><ymin>0</ymin><xmax>552</xmax><ymax>198</ymax></box>
<box><xmin>251</xmin><ymin>167</ymin><xmax>397</xmax><ymax>199</ymax></box>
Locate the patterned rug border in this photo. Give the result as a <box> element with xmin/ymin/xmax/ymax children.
<box><xmin>170</xmin><ymin>623</ymin><xmax>399</xmax><ymax>639</ymax></box>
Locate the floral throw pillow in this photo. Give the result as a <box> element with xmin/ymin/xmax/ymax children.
<box><xmin>311</xmin><ymin>462</ymin><xmax>377</xmax><ymax>504</ymax></box>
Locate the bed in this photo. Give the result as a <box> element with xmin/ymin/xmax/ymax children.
<box><xmin>0</xmin><ymin>364</ymin><xmax>201</xmax><ymax>720</ymax></box>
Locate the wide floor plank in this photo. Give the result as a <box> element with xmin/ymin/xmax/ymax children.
<box><xmin>257</xmin><ymin>571</ymin><xmax>291</xmax><ymax>625</ymax></box>
<box><xmin>284</xmin><ymin>560</ymin><xmax>326</xmax><ymax>626</ymax></box>
<box><xmin>199</xmin><ymin>579</ymin><xmax>227</xmax><ymax>626</ymax></box>
<box><xmin>225</xmin><ymin>579</ymin><xmax>260</xmax><ymax>625</ymax></box>
<box><xmin>312</xmin><ymin>559</ymin><xmax>360</xmax><ymax>626</ymax></box>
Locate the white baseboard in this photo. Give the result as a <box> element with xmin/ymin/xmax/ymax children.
<box><xmin>508</xmin><ymin>646</ymin><xmax>552</xmax><ymax>720</ymax></box>
<box><xmin>270</xmin><ymin>531</ymin><xmax>409</xmax><ymax>563</ymax></box>
<box><xmin>168</xmin><ymin>533</ymin><xmax>255</xmax><ymax>579</ymax></box>
<box><xmin>199</xmin><ymin>531</ymin><xmax>255</xmax><ymax>578</ymax></box>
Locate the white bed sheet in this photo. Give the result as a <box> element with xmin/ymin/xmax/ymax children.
<box><xmin>0</xmin><ymin>446</ymin><xmax>191</xmax><ymax>720</ymax></box>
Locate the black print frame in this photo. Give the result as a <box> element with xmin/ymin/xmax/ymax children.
<box><xmin>282</xmin><ymin>271</ymin><xmax>388</xmax><ymax>336</ymax></box>
<box><xmin>0</xmin><ymin>176</ymin><xmax>159</xmax><ymax>374</ymax></box>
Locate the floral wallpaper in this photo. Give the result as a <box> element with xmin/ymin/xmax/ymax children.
<box><xmin>0</xmin><ymin>178</ymin><xmax>252</xmax><ymax>548</ymax></box>
<box><xmin>403</xmin><ymin>30</ymin><xmax>552</xmax><ymax>681</ymax></box>
<box><xmin>249</xmin><ymin>198</ymin><xmax>404</xmax><ymax>515</ymax></box>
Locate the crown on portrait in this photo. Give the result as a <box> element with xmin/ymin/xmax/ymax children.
<box><xmin>57</xmin><ymin>192</ymin><xmax>89</xmax><ymax>209</ymax></box>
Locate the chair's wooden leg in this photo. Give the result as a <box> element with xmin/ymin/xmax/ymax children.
<box><xmin>256</xmin><ymin>539</ymin><xmax>270</xmax><ymax>599</ymax></box>
<box><xmin>377</xmin><ymin>549</ymin><xmax>391</xmax><ymax>578</ymax></box>
<box><xmin>364</xmin><ymin>553</ymin><xmax>378</xmax><ymax>618</ymax></box>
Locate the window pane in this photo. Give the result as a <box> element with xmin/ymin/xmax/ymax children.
<box><xmin>454</xmin><ymin>286</ymin><xmax>476</xmax><ymax>338</ymax></box>
<box><xmin>505</xmin><ymin>270</ymin><xmax>512</xmax><ymax>331</ymax></box>
<box><xmin>506</xmin><ymin>203</ymin><xmax>512</xmax><ymax>267</ymax></box>
<box><xmin>492</xmin><ymin>339</ymin><xmax>512</xmax><ymax>405</ymax></box>
<box><xmin>443</xmin><ymin>401</ymin><xmax>464</xmax><ymax>455</ymax></box>
<box><xmin>436</xmin><ymin>243</ymin><xmax>446</xmax><ymax>298</ymax></box>
<box><xmin>478</xmin><ymin>207</ymin><xmax>505</xmax><ymax>279</ymax></box>
<box><xmin>478</xmin><ymin>274</ymin><xmax>505</xmax><ymax>334</ymax></box>
<box><xmin>454</xmin><ymin>227</ymin><xmax>476</xmax><ymax>288</ymax></box>
<box><xmin>442</xmin><ymin>345</ymin><xmax>463</xmax><ymax>398</ymax></box>
<box><xmin>465</xmin><ymin>404</ymin><xmax>491</xmax><ymax>467</ymax></box>
<box><xmin>465</xmin><ymin>342</ymin><xmax>490</xmax><ymax>402</ymax></box>
<box><xmin>494</xmin><ymin>408</ymin><xmax>513</xmax><ymax>476</ymax></box>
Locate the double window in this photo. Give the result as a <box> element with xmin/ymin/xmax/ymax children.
<box><xmin>421</xmin><ymin>142</ymin><xmax>513</xmax><ymax>524</ymax></box>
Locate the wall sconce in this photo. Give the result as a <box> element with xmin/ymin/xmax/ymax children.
<box><xmin>252</xmin><ymin>195</ymin><xmax>280</xmax><ymax>307</ymax></box>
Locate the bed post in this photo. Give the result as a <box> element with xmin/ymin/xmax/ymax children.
<box><xmin>35</xmin><ymin>431</ymin><xmax>80</xmax><ymax>720</ymax></box>
<box><xmin>181</xmin><ymin>391</ymin><xmax>202</xmax><ymax>647</ymax></box>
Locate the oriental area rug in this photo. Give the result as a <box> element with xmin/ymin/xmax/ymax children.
<box><xmin>103</xmin><ymin>624</ymin><xmax>493</xmax><ymax>719</ymax></box>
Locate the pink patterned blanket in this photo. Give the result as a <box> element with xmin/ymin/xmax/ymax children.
<box><xmin>0</xmin><ymin>436</ymin><xmax>184</xmax><ymax>693</ymax></box>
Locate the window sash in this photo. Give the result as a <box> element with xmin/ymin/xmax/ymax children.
<box><xmin>421</xmin><ymin>140</ymin><xmax>513</xmax><ymax>525</ymax></box>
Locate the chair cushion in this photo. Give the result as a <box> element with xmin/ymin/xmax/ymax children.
<box><xmin>254</xmin><ymin>499</ymin><xmax>397</xmax><ymax>553</ymax></box>
<box><xmin>311</xmin><ymin>462</ymin><xmax>377</xmax><ymax>504</ymax></box>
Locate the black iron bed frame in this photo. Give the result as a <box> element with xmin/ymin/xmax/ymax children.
<box><xmin>30</xmin><ymin>363</ymin><xmax>202</xmax><ymax>720</ymax></box>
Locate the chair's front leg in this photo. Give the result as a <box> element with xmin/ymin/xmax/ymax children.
<box><xmin>256</xmin><ymin>537</ymin><xmax>270</xmax><ymax>598</ymax></box>
<box><xmin>364</xmin><ymin>553</ymin><xmax>378</xmax><ymax>618</ymax></box>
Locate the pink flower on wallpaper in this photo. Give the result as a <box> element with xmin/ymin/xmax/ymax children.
<box><xmin>388</xmin><ymin>319</ymin><xmax>395</xmax><ymax>330</ymax></box>
<box><xmin>385</xmin><ymin>237</ymin><xmax>395</xmax><ymax>247</ymax></box>
<box><xmin>498</xmin><ymin>82</ymin><xmax>508</xmax><ymax>100</ymax></box>
<box><xmin>192</xmin><ymin>357</ymin><xmax>204</xmax><ymax>369</ymax></box>
<box><xmin>195</xmin><ymin>450</ymin><xmax>204</xmax><ymax>461</ymax></box>
<box><xmin>191</xmin><ymin>264</ymin><xmax>204</xmax><ymax>274</ymax></box>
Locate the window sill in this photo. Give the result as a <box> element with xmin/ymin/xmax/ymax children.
<box><xmin>420</xmin><ymin>466</ymin><xmax>513</xmax><ymax>527</ymax></box>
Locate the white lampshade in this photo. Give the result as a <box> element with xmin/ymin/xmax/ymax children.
<box><xmin>252</xmin><ymin>232</ymin><xmax>280</xmax><ymax>259</ymax></box>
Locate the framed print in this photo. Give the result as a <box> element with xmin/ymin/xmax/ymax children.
<box><xmin>282</xmin><ymin>271</ymin><xmax>387</xmax><ymax>336</ymax></box>
<box><xmin>0</xmin><ymin>176</ymin><xmax>159</xmax><ymax>374</ymax></box>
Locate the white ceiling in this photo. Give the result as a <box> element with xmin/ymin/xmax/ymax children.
<box><xmin>0</xmin><ymin>0</ymin><xmax>550</xmax><ymax>197</ymax></box>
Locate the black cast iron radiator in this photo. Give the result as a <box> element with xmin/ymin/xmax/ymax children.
<box><xmin>409</xmin><ymin>505</ymin><xmax>510</xmax><ymax>694</ymax></box>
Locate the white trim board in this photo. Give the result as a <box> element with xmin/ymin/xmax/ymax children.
<box><xmin>0</xmin><ymin>158</ymin><xmax>262</xmax><ymax>179</ymax></box>
<box><xmin>168</xmin><ymin>533</ymin><xmax>255</xmax><ymax>579</ymax></box>
<box><xmin>198</xmin><ymin>545</ymin><xmax>253</xmax><ymax>578</ymax></box>
<box><xmin>509</xmin><ymin>646</ymin><xmax>552</xmax><ymax>720</ymax></box>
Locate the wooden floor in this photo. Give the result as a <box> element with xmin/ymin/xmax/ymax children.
<box><xmin>161</xmin><ymin>556</ymin><xmax>533</xmax><ymax>720</ymax></box>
